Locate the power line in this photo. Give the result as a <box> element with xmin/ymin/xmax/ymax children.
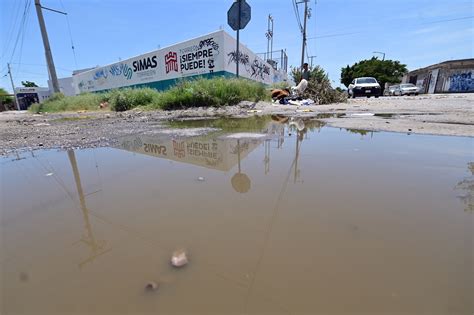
<box><xmin>421</xmin><ymin>15</ymin><xmax>473</xmax><ymax>24</ymax></box>
<box><xmin>7</xmin><ymin>0</ymin><xmax>31</xmax><ymax>65</ymax></box>
<box><xmin>307</xmin><ymin>15</ymin><xmax>473</xmax><ymax>41</ymax></box>
<box><xmin>291</xmin><ymin>0</ymin><xmax>303</xmax><ymax>33</ymax></box>
<box><xmin>58</xmin><ymin>0</ymin><xmax>78</xmax><ymax>68</ymax></box>
<box><xmin>9</xmin><ymin>62</ymin><xmax>73</xmax><ymax>72</ymax></box>
<box><xmin>0</xmin><ymin>0</ymin><xmax>25</xmax><ymax>61</ymax></box>
<box><xmin>308</xmin><ymin>31</ymin><xmax>362</xmax><ymax>40</ymax></box>
<box><xmin>15</xmin><ymin>0</ymin><xmax>32</xmax><ymax>79</ymax></box>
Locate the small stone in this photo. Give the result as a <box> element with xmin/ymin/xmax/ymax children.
<box><xmin>171</xmin><ymin>250</ymin><xmax>188</xmax><ymax>267</ymax></box>
<box><xmin>145</xmin><ymin>281</ymin><xmax>159</xmax><ymax>291</ymax></box>
<box><xmin>38</xmin><ymin>143</ymin><xmax>43</xmax><ymax>147</ymax></box>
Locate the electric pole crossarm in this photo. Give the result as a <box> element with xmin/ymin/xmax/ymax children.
<box><xmin>40</xmin><ymin>6</ymin><xmax>67</xmax><ymax>15</ymax></box>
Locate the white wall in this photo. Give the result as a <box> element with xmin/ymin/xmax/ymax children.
<box><xmin>72</xmin><ymin>30</ymin><xmax>288</xmax><ymax>94</ymax></box>
<box><xmin>223</xmin><ymin>32</ymin><xmax>287</xmax><ymax>85</ymax></box>
<box><xmin>48</xmin><ymin>77</ymin><xmax>75</xmax><ymax>96</ymax></box>
<box><xmin>72</xmin><ymin>30</ymin><xmax>226</xmax><ymax>94</ymax></box>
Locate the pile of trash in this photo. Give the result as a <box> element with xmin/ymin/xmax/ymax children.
<box><xmin>271</xmin><ymin>79</ymin><xmax>315</xmax><ymax>106</ymax></box>
<box><xmin>271</xmin><ymin>75</ymin><xmax>347</xmax><ymax>106</ymax></box>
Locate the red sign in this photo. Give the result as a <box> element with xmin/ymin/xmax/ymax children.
<box><xmin>165</xmin><ymin>52</ymin><xmax>179</xmax><ymax>74</ymax></box>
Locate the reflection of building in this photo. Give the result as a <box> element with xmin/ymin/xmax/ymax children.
<box><xmin>402</xmin><ymin>59</ymin><xmax>474</xmax><ymax>94</ymax></box>
<box><xmin>117</xmin><ymin>133</ymin><xmax>264</xmax><ymax>172</ymax></box>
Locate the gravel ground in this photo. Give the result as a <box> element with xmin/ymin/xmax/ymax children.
<box><xmin>1</xmin><ymin>93</ymin><xmax>473</xmax><ymax>155</ymax></box>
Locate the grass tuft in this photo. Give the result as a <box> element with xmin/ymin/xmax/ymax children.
<box><xmin>29</xmin><ymin>77</ymin><xmax>269</xmax><ymax>113</ymax></box>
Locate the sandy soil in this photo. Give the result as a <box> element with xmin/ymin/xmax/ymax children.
<box><xmin>1</xmin><ymin>93</ymin><xmax>472</xmax><ymax>155</ymax></box>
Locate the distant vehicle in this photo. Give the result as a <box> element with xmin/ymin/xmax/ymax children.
<box><xmin>383</xmin><ymin>85</ymin><xmax>399</xmax><ymax>96</ymax></box>
<box><xmin>348</xmin><ymin>77</ymin><xmax>381</xmax><ymax>98</ymax></box>
<box><xmin>394</xmin><ymin>83</ymin><xmax>420</xmax><ymax>96</ymax></box>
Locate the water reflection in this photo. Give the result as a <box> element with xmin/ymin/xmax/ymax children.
<box><xmin>455</xmin><ymin>162</ymin><xmax>474</xmax><ymax>212</ymax></box>
<box><xmin>67</xmin><ymin>150</ymin><xmax>112</xmax><ymax>268</ymax></box>
<box><xmin>2</xmin><ymin>119</ymin><xmax>472</xmax><ymax>315</ymax></box>
<box><xmin>117</xmin><ymin>117</ymin><xmax>324</xmax><ymax>191</ymax></box>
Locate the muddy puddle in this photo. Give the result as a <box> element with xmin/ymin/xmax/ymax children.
<box><xmin>1</xmin><ymin>118</ymin><xmax>473</xmax><ymax>315</ymax></box>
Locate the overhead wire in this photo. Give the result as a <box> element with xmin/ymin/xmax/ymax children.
<box><xmin>58</xmin><ymin>0</ymin><xmax>78</xmax><ymax>68</ymax></box>
<box><xmin>292</xmin><ymin>0</ymin><xmax>303</xmax><ymax>34</ymax></box>
<box><xmin>15</xmin><ymin>0</ymin><xmax>32</xmax><ymax>79</ymax></box>
<box><xmin>7</xmin><ymin>0</ymin><xmax>31</xmax><ymax>66</ymax></box>
<box><xmin>0</xmin><ymin>0</ymin><xmax>24</xmax><ymax>61</ymax></box>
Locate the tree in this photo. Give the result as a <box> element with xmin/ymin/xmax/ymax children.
<box><xmin>0</xmin><ymin>87</ymin><xmax>14</xmax><ymax>110</ymax></box>
<box><xmin>340</xmin><ymin>57</ymin><xmax>407</xmax><ymax>91</ymax></box>
<box><xmin>0</xmin><ymin>87</ymin><xmax>13</xmax><ymax>103</ymax></box>
<box><xmin>21</xmin><ymin>80</ymin><xmax>38</xmax><ymax>87</ymax></box>
<box><xmin>291</xmin><ymin>65</ymin><xmax>328</xmax><ymax>84</ymax></box>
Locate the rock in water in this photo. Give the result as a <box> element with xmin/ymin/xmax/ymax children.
<box><xmin>145</xmin><ymin>281</ymin><xmax>159</xmax><ymax>291</ymax></box>
<box><xmin>171</xmin><ymin>250</ymin><xmax>188</xmax><ymax>267</ymax></box>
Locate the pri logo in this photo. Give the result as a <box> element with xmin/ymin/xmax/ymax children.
<box><xmin>165</xmin><ymin>51</ymin><xmax>179</xmax><ymax>74</ymax></box>
<box><xmin>173</xmin><ymin>140</ymin><xmax>185</xmax><ymax>158</ymax></box>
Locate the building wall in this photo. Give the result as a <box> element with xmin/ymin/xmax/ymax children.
<box><xmin>403</xmin><ymin>59</ymin><xmax>474</xmax><ymax>93</ymax></box>
<box><xmin>48</xmin><ymin>77</ymin><xmax>75</xmax><ymax>96</ymax></box>
<box><xmin>72</xmin><ymin>30</ymin><xmax>287</xmax><ymax>95</ymax></box>
<box><xmin>437</xmin><ymin>68</ymin><xmax>474</xmax><ymax>93</ymax></box>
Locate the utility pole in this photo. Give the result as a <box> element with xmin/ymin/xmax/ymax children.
<box><xmin>308</xmin><ymin>55</ymin><xmax>316</xmax><ymax>67</ymax></box>
<box><xmin>34</xmin><ymin>0</ymin><xmax>60</xmax><ymax>93</ymax></box>
<box><xmin>297</xmin><ymin>0</ymin><xmax>310</xmax><ymax>68</ymax></box>
<box><xmin>7</xmin><ymin>63</ymin><xmax>20</xmax><ymax>110</ymax></box>
<box><xmin>265</xmin><ymin>15</ymin><xmax>273</xmax><ymax>61</ymax></box>
<box><xmin>236</xmin><ymin>0</ymin><xmax>241</xmax><ymax>77</ymax></box>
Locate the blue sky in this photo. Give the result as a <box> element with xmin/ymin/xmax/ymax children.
<box><xmin>1</xmin><ymin>0</ymin><xmax>473</xmax><ymax>92</ymax></box>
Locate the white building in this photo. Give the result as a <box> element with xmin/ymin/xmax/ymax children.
<box><xmin>14</xmin><ymin>87</ymin><xmax>51</xmax><ymax>110</ymax></box>
<box><xmin>72</xmin><ymin>30</ymin><xmax>288</xmax><ymax>94</ymax></box>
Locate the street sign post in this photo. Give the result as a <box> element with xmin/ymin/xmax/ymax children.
<box><xmin>227</xmin><ymin>0</ymin><xmax>251</xmax><ymax>77</ymax></box>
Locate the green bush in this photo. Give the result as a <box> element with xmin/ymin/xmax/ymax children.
<box><xmin>28</xmin><ymin>77</ymin><xmax>269</xmax><ymax>112</ymax></box>
<box><xmin>149</xmin><ymin>77</ymin><xmax>267</xmax><ymax>110</ymax></box>
<box><xmin>29</xmin><ymin>92</ymin><xmax>106</xmax><ymax>113</ymax></box>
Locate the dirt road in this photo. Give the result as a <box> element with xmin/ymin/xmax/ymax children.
<box><xmin>1</xmin><ymin>93</ymin><xmax>472</xmax><ymax>155</ymax></box>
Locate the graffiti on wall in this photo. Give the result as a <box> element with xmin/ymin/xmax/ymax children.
<box><xmin>250</xmin><ymin>59</ymin><xmax>270</xmax><ymax>80</ymax></box>
<box><xmin>227</xmin><ymin>50</ymin><xmax>250</xmax><ymax>68</ymax></box>
<box><xmin>109</xmin><ymin>63</ymin><xmax>133</xmax><ymax>80</ymax></box>
<box><xmin>448</xmin><ymin>71</ymin><xmax>474</xmax><ymax>92</ymax></box>
<box><xmin>198</xmin><ymin>37</ymin><xmax>220</xmax><ymax>55</ymax></box>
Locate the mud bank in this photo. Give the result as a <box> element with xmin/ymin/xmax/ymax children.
<box><xmin>1</xmin><ymin>93</ymin><xmax>472</xmax><ymax>155</ymax></box>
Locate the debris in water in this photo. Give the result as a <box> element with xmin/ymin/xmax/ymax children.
<box><xmin>145</xmin><ymin>281</ymin><xmax>160</xmax><ymax>291</ymax></box>
<box><xmin>197</xmin><ymin>176</ymin><xmax>205</xmax><ymax>182</ymax></box>
<box><xmin>171</xmin><ymin>250</ymin><xmax>188</xmax><ymax>267</ymax></box>
<box><xmin>45</xmin><ymin>172</ymin><xmax>54</xmax><ymax>177</ymax></box>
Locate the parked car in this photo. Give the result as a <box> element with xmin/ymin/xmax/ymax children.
<box><xmin>383</xmin><ymin>85</ymin><xmax>399</xmax><ymax>96</ymax></box>
<box><xmin>348</xmin><ymin>77</ymin><xmax>381</xmax><ymax>98</ymax></box>
<box><xmin>394</xmin><ymin>83</ymin><xmax>420</xmax><ymax>96</ymax></box>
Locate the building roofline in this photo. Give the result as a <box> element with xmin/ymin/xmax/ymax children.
<box><xmin>408</xmin><ymin>58</ymin><xmax>474</xmax><ymax>73</ymax></box>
